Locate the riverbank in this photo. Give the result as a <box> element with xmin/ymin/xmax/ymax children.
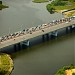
<box><xmin>0</xmin><ymin>53</ymin><xmax>14</xmax><ymax>75</ymax></box>
<box><xmin>32</xmin><ymin>0</ymin><xmax>49</xmax><ymax>3</ymax></box>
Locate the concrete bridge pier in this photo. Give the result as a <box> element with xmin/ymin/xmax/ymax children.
<box><xmin>14</xmin><ymin>44</ymin><xmax>17</xmax><ymax>51</ymax></box>
<box><xmin>17</xmin><ymin>43</ymin><xmax>21</xmax><ymax>50</ymax></box>
<box><xmin>69</xmin><ymin>26</ymin><xmax>72</xmax><ymax>32</ymax></box>
<box><xmin>66</xmin><ymin>27</ymin><xmax>69</xmax><ymax>33</ymax></box>
<box><xmin>50</xmin><ymin>31</ymin><xmax>58</xmax><ymax>39</ymax></box>
<box><xmin>42</xmin><ymin>35</ymin><xmax>45</xmax><ymax>41</ymax></box>
<box><xmin>22</xmin><ymin>40</ymin><xmax>30</xmax><ymax>47</ymax></box>
<box><xmin>74</xmin><ymin>24</ymin><xmax>75</xmax><ymax>30</ymax></box>
<box><xmin>14</xmin><ymin>43</ymin><xmax>21</xmax><ymax>51</ymax></box>
<box><xmin>51</xmin><ymin>31</ymin><xmax>58</xmax><ymax>37</ymax></box>
<box><xmin>42</xmin><ymin>33</ymin><xmax>49</xmax><ymax>41</ymax></box>
<box><xmin>72</xmin><ymin>24</ymin><xmax>75</xmax><ymax>31</ymax></box>
<box><xmin>46</xmin><ymin>33</ymin><xmax>49</xmax><ymax>40</ymax></box>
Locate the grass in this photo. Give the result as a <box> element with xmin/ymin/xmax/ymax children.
<box><xmin>32</xmin><ymin>0</ymin><xmax>49</xmax><ymax>3</ymax></box>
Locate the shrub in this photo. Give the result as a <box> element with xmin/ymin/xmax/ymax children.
<box><xmin>46</xmin><ymin>4</ymin><xmax>55</xmax><ymax>14</ymax></box>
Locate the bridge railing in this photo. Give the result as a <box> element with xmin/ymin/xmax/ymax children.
<box><xmin>0</xmin><ymin>16</ymin><xmax>75</xmax><ymax>43</ymax></box>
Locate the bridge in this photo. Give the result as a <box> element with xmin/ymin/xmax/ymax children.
<box><xmin>0</xmin><ymin>16</ymin><xmax>75</xmax><ymax>49</ymax></box>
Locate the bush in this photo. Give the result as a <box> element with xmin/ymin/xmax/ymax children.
<box><xmin>46</xmin><ymin>4</ymin><xmax>55</xmax><ymax>14</ymax></box>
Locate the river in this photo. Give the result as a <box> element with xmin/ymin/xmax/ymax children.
<box><xmin>0</xmin><ymin>0</ymin><xmax>75</xmax><ymax>75</ymax></box>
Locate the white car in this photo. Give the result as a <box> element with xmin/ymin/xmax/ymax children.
<box><xmin>73</xmin><ymin>16</ymin><xmax>75</xmax><ymax>18</ymax></box>
<box><xmin>65</xmin><ymin>21</ymin><xmax>68</xmax><ymax>23</ymax></box>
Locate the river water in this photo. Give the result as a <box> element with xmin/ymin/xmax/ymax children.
<box><xmin>0</xmin><ymin>0</ymin><xmax>75</xmax><ymax>75</ymax></box>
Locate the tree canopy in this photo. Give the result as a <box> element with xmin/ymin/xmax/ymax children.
<box><xmin>46</xmin><ymin>4</ymin><xmax>55</xmax><ymax>14</ymax></box>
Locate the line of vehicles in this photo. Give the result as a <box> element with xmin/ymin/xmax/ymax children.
<box><xmin>0</xmin><ymin>16</ymin><xmax>75</xmax><ymax>43</ymax></box>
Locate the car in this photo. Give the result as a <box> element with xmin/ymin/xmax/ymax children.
<box><xmin>29</xmin><ymin>27</ymin><xmax>36</xmax><ymax>32</ymax></box>
<box><xmin>35</xmin><ymin>25</ymin><xmax>42</xmax><ymax>30</ymax></box>
<box><xmin>0</xmin><ymin>37</ymin><xmax>4</xmax><ymax>42</ymax></box>
<box><xmin>65</xmin><ymin>22</ymin><xmax>68</xmax><ymax>23</ymax></box>
<box><xmin>73</xmin><ymin>16</ymin><xmax>75</xmax><ymax>18</ymax></box>
<box><xmin>0</xmin><ymin>37</ymin><xmax>2</xmax><ymax>42</ymax></box>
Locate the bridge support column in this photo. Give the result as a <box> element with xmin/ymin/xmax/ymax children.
<box><xmin>17</xmin><ymin>43</ymin><xmax>21</xmax><ymax>50</ymax></box>
<box><xmin>22</xmin><ymin>40</ymin><xmax>30</xmax><ymax>47</ymax></box>
<box><xmin>73</xmin><ymin>24</ymin><xmax>75</xmax><ymax>30</ymax></box>
<box><xmin>66</xmin><ymin>27</ymin><xmax>69</xmax><ymax>33</ymax></box>
<box><xmin>46</xmin><ymin>34</ymin><xmax>49</xmax><ymax>40</ymax></box>
<box><xmin>14</xmin><ymin>44</ymin><xmax>17</xmax><ymax>51</ymax></box>
<box><xmin>69</xmin><ymin>26</ymin><xmax>72</xmax><ymax>32</ymax></box>
<box><xmin>42</xmin><ymin>34</ymin><xmax>49</xmax><ymax>41</ymax></box>
<box><xmin>14</xmin><ymin>43</ymin><xmax>21</xmax><ymax>51</ymax></box>
<box><xmin>51</xmin><ymin>31</ymin><xmax>58</xmax><ymax>37</ymax></box>
<box><xmin>42</xmin><ymin>35</ymin><xmax>45</xmax><ymax>41</ymax></box>
<box><xmin>72</xmin><ymin>25</ymin><xmax>75</xmax><ymax>31</ymax></box>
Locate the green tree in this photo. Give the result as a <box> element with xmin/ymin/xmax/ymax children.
<box><xmin>46</xmin><ymin>4</ymin><xmax>55</xmax><ymax>14</ymax></box>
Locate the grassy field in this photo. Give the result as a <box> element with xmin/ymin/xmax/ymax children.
<box><xmin>32</xmin><ymin>0</ymin><xmax>49</xmax><ymax>3</ymax></box>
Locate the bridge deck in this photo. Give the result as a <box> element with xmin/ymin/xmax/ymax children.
<box><xmin>0</xmin><ymin>18</ymin><xmax>75</xmax><ymax>49</ymax></box>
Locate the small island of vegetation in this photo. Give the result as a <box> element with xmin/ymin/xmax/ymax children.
<box><xmin>55</xmin><ymin>64</ymin><xmax>75</xmax><ymax>75</ymax></box>
<box><xmin>32</xmin><ymin>0</ymin><xmax>49</xmax><ymax>3</ymax></box>
<box><xmin>46</xmin><ymin>0</ymin><xmax>75</xmax><ymax>17</ymax></box>
<box><xmin>0</xmin><ymin>53</ymin><xmax>14</xmax><ymax>75</ymax></box>
<box><xmin>0</xmin><ymin>1</ymin><xmax>8</xmax><ymax>10</ymax></box>
<box><xmin>32</xmin><ymin>0</ymin><xmax>75</xmax><ymax>17</ymax></box>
